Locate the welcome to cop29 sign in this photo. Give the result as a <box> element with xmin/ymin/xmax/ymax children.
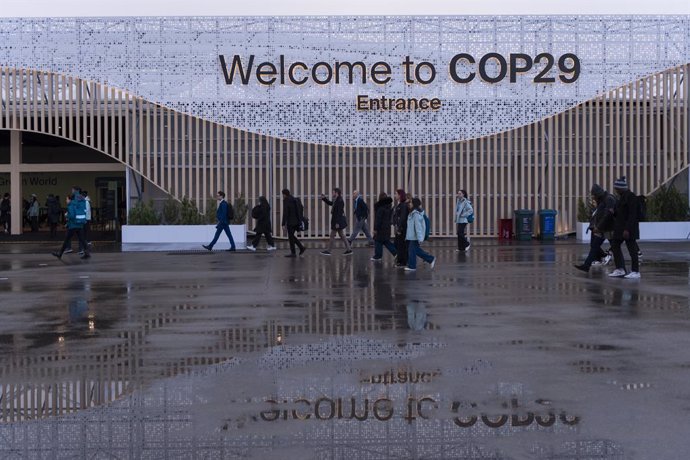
<box><xmin>219</xmin><ymin>52</ymin><xmax>580</xmax><ymax>111</ymax></box>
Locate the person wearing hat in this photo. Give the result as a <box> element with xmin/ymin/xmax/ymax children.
<box><xmin>574</xmin><ymin>183</ymin><xmax>616</xmax><ymax>273</ymax></box>
<box><xmin>609</xmin><ymin>176</ymin><xmax>641</xmax><ymax>279</ymax></box>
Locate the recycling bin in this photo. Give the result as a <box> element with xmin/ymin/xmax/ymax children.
<box><xmin>513</xmin><ymin>209</ymin><xmax>534</xmax><ymax>241</ymax></box>
<box><xmin>498</xmin><ymin>218</ymin><xmax>513</xmax><ymax>240</ymax></box>
<box><xmin>538</xmin><ymin>209</ymin><xmax>558</xmax><ymax>240</ymax></box>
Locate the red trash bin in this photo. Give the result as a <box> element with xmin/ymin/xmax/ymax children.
<box><xmin>498</xmin><ymin>218</ymin><xmax>513</xmax><ymax>240</ymax></box>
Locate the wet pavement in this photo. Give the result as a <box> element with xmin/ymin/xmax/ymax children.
<box><xmin>0</xmin><ymin>239</ymin><xmax>689</xmax><ymax>459</ymax></box>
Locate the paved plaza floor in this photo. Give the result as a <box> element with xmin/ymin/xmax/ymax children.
<box><xmin>0</xmin><ymin>239</ymin><xmax>689</xmax><ymax>459</ymax></box>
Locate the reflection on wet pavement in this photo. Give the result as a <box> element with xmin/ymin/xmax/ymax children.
<box><xmin>0</xmin><ymin>241</ymin><xmax>689</xmax><ymax>458</ymax></box>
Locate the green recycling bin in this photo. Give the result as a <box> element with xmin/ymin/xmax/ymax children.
<box><xmin>513</xmin><ymin>209</ymin><xmax>534</xmax><ymax>241</ymax></box>
<box><xmin>538</xmin><ymin>209</ymin><xmax>558</xmax><ymax>240</ymax></box>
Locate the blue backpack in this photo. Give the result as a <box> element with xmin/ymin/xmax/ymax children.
<box><xmin>73</xmin><ymin>197</ymin><xmax>87</xmax><ymax>225</ymax></box>
<box><xmin>423</xmin><ymin>213</ymin><xmax>431</xmax><ymax>241</ymax></box>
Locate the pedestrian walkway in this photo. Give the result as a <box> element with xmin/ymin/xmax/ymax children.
<box><xmin>0</xmin><ymin>240</ymin><xmax>688</xmax><ymax>458</ymax></box>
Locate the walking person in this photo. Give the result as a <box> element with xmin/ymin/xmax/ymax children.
<box><xmin>27</xmin><ymin>194</ymin><xmax>39</xmax><ymax>232</ymax></box>
<box><xmin>347</xmin><ymin>190</ymin><xmax>374</xmax><ymax>246</ymax></box>
<box><xmin>320</xmin><ymin>188</ymin><xmax>352</xmax><ymax>256</ymax></box>
<box><xmin>608</xmin><ymin>177</ymin><xmax>641</xmax><ymax>279</ymax></box>
<box><xmin>0</xmin><ymin>193</ymin><xmax>10</xmax><ymax>234</ymax></box>
<box><xmin>371</xmin><ymin>192</ymin><xmax>397</xmax><ymax>261</ymax></box>
<box><xmin>392</xmin><ymin>189</ymin><xmax>409</xmax><ymax>267</ymax></box>
<box><xmin>281</xmin><ymin>188</ymin><xmax>306</xmax><ymax>258</ymax></box>
<box><xmin>79</xmin><ymin>190</ymin><xmax>92</xmax><ymax>252</ymax></box>
<box><xmin>455</xmin><ymin>189</ymin><xmax>473</xmax><ymax>251</ymax></box>
<box><xmin>405</xmin><ymin>197</ymin><xmax>436</xmax><ymax>271</ymax></box>
<box><xmin>52</xmin><ymin>192</ymin><xmax>90</xmax><ymax>260</ymax></box>
<box><xmin>247</xmin><ymin>196</ymin><xmax>276</xmax><ymax>251</ymax></box>
<box><xmin>574</xmin><ymin>184</ymin><xmax>616</xmax><ymax>273</ymax></box>
<box><xmin>202</xmin><ymin>191</ymin><xmax>236</xmax><ymax>252</ymax></box>
<box><xmin>45</xmin><ymin>194</ymin><xmax>62</xmax><ymax>238</ymax></box>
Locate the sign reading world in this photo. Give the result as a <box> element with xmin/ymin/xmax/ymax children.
<box><xmin>1</xmin><ymin>16</ymin><xmax>688</xmax><ymax>146</ymax></box>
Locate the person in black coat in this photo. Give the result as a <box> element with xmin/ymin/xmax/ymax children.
<box><xmin>320</xmin><ymin>187</ymin><xmax>352</xmax><ymax>256</ymax></box>
<box><xmin>608</xmin><ymin>176</ymin><xmax>641</xmax><ymax>279</ymax></box>
<box><xmin>281</xmin><ymin>189</ymin><xmax>305</xmax><ymax>258</ymax></box>
<box><xmin>371</xmin><ymin>192</ymin><xmax>397</xmax><ymax>261</ymax></box>
<box><xmin>574</xmin><ymin>183</ymin><xmax>617</xmax><ymax>272</ymax></box>
<box><xmin>392</xmin><ymin>188</ymin><xmax>409</xmax><ymax>267</ymax></box>
<box><xmin>247</xmin><ymin>196</ymin><xmax>276</xmax><ymax>251</ymax></box>
<box><xmin>45</xmin><ymin>194</ymin><xmax>62</xmax><ymax>238</ymax></box>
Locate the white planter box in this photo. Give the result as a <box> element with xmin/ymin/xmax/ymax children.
<box><xmin>122</xmin><ymin>224</ymin><xmax>247</xmax><ymax>251</ymax></box>
<box><xmin>576</xmin><ymin>222</ymin><xmax>590</xmax><ymax>242</ymax></box>
<box><xmin>576</xmin><ymin>221</ymin><xmax>690</xmax><ymax>242</ymax></box>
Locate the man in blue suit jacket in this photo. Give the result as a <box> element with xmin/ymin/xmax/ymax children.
<box><xmin>203</xmin><ymin>191</ymin><xmax>236</xmax><ymax>251</ymax></box>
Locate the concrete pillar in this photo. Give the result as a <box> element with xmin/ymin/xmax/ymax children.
<box><xmin>10</xmin><ymin>130</ymin><xmax>21</xmax><ymax>235</ymax></box>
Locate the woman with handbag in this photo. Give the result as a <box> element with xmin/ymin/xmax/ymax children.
<box><xmin>455</xmin><ymin>189</ymin><xmax>473</xmax><ymax>252</ymax></box>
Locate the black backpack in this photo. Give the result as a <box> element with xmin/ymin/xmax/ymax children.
<box><xmin>226</xmin><ymin>202</ymin><xmax>235</xmax><ymax>221</ymax></box>
<box><xmin>295</xmin><ymin>198</ymin><xmax>309</xmax><ymax>231</ymax></box>
<box><xmin>636</xmin><ymin>195</ymin><xmax>647</xmax><ymax>222</ymax></box>
<box><xmin>251</xmin><ymin>204</ymin><xmax>261</xmax><ymax>219</ymax></box>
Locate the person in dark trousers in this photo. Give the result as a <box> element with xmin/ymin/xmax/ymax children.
<box><xmin>454</xmin><ymin>189</ymin><xmax>473</xmax><ymax>251</ymax></box>
<box><xmin>79</xmin><ymin>190</ymin><xmax>92</xmax><ymax>253</ymax></box>
<box><xmin>203</xmin><ymin>191</ymin><xmax>236</xmax><ymax>252</ymax></box>
<box><xmin>392</xmin><ymin>189</ymin><xmax>409</xmax><ymax>267</ymax></box>
<box><xmin>52</xmin><ymin>192</ymin><xmax>90</xmax><ymax>260</ymax></box>
<box><xmin>28</xmin><ymin>194</ymin><xmax>39</xmax><ymax>232</ymax></box>
<box><xmin>608</xmin><ymin>176</ymin><xmax>641</xmax><ymax>279</ymax></box>
<box><xmin>405</xmin><ymin>197</ymin><xmax>436</xmax><ymax>271</ymax></box>
<box><xmin>247</xmin><ymin>196</ymin><xmax>276</xmax><ymax>251</ymax></box>
<box><xmin>0</xmin><ymin>193</ymin><xmax>10</xmax><ymax>234</ymax></box>
<box><xmin>574</xmin><ymin>184</ymin><xmax>616</xmax><ymax>273</ymax></box>
<box><xmin>45</xmin><ymin>194</ymin><xmax>62</xmax><ymax>238</ymax></box>
<box><xmin>347</xmin><ymin>189</ymin><xmax>374</xmax><ymax>246</ymax></box>
<box><xmin>371</xmin><ymin>192</ymin><xmax>397</xmax><ymax>261</ymax></box>
<box><xmin>281</xmin><ymin>188</ymin><xmax>305</xmax><ymax>258</ymax></box>
<box><xmin>320</xmin><ymin>188</ymin><xmax>352</xmax><ymax>256</ymax></box>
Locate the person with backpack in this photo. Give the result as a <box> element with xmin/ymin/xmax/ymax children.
<box><xmin>455</xmin><ymin>189</ymin><xmax>473</xmax><ymax>252</ymax></box>
<box><xmin>574</xmin><ymin>184</ymin><xmax>617</xmax><ymax>273</ymax></box>
<box><xmin>52</xmin><ymin>191</ymin><xmax>90</xmax><ymax>259</ymax></box>
<box><xmin>608</xmin><ymin>176</ymin><xmax>641</xmax><ymax>279</ymax></box>
<box><xmin>281</xmin><ymin>188</ymin><xmax>306</xmax><ymax>258</ymax></box>
<box><xmin>202</xmin><ymin>191</ymin><xmax>236</xmax><ymax>252</ymax></box>
<box><xmin>320</xmin><ymin>188</ymin><xmax>352</xmax><ymax>256</ymax></box>
<box><xmin>45</xmin><ymin>194</ymin><xmax>62</xmax><ymax>238</ymax></box>
<box><xmin>371</xmin><ymin>192</ymin><xmax>397</xmax><ymax>261</ymax></box>
<box><xmin>392</xmin><ymin>189</ymin><xmax>409</xmax><ymax>267</ymax></box>
<box><xmin>247</xmin><ymin>196</ymin><xmax>276</xmax><ymax>251</ymax></box>
<box><xmin>347</xmin><ymin>189</ymin><xmax>374</xmax><ymax>246</ymax></box>
<box><xmin>0</xmin><ymin>193</ymin><xmax>10</xmax><ymax>234</ymax></box>
<box><xmin>405</xmin><ymin>197</ymin><xmax>436</xmax><ymax>271</ymax></box>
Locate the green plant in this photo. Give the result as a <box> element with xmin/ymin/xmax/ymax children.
<box><xmin>205</xmin><ymin>198</ymin><xmax>217</xmax><ymax>224</ymax></box>
<box><xmin>647</xmin><ymin>184</ymin><xmax>689</xmax><ymax>221</ymax></box>
<box><xmin>576</xmin><ymin>197</ymin><xmax>592</xmax><ymax>222</ymax></box>
<box><xmin>163</xmin><ymin>195</ymin><xmax>181</xmax><ymax>225</ymax></box>
<box><xmin>180</xmin><ymin>197</ymin><xmax>204</xmax><ymax>225</ymax></box>
<box><xmin>231</xmin><ymin>193</ymin><xmax>248</xmax><ymax>225</ymax></box>
<box><xmin>127</xmin><ymin>200</ymin><xmax>161</xmax><ymax>225</ymax></box>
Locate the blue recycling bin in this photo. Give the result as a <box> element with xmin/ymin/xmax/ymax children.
<box><xmin>538</xmin><ymin>209</ymin><xmax>558</xmax><ymax>240</ymax></box>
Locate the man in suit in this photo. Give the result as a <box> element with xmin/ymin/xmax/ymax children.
<box><xmin>281</xmin><ymin>188</ymin><xmax>306</xmax><ymax>258</ymax></box>
<box><xmin>347</xmin><ymin>189</ymin><xmax>374</xmax><ymax>246</ymax></box>
<box><xmin>203</xmin><ymin>191</ymin><xmax>236</xmax><ymax>252</ymax></box>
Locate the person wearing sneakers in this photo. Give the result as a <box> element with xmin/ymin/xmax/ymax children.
<box><xmin>405</xmin><ymin>197</ymin><xmax>436</xmax><ymax>271</ymax></box>
<box><xmin>347</xmin><ymin>190</ymin><xmax>374</xmax><ymax>246</ymax></box>
<box><xmin>574</xmin><ymin>184</ymin><xmax>616</xmax><ymax>273</ymax></box>
<box><xmin>202</xmin><ymin>191</ymin><xmax>236</xmax><ymax>252</ymax></box>
<box><xmin>454</xmin><ymin>189</ymin><xmax>473</xmax><ymax>252</ymax></box>
<box><xmin>52</xmin><ymin>192</ymin><xmax>90</xmax><ymax>260</ymax></box>
<box><xmin>609</xmin><ymin>177</ymin><xmax>641</xmax><ymax>279</ymax></box>
<box><xmin>281</xmin><ymin>188</ymin><xmax>306</xmax><ymax>258</ymax></box>
<box><xmin>320</xmin><ymin>188</ymin><xmax>352</xmax><ymax>256</ymax></box>
<box><xmin>247</xmin><ymin>196</ymin><xmax>276</xmax><ymax>252</ymax></box>
<box><xmin>371</xmin><ymin>192</ymin><xmax>397</xmax><ymax>261</ymax></box>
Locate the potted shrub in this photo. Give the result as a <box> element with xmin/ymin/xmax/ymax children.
<box><xmin>576</xmin><ymin>197</ymin><xmax>593</xmax><ymax>242</ymax></box>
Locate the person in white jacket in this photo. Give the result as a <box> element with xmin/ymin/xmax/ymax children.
<box><xmin>404</xmin><ymin>197</ymin><xmax>436</xmax><ymax>271</ymax></box>
<box><xmin>455</xmin><ymin>189</ymin><xmax>473</xmax><ymax>251</ymax></box>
